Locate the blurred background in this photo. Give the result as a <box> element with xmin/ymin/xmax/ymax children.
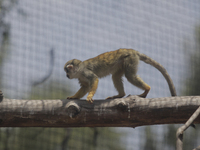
<box><xmin>0</xmin><ymin>0</ymin><xmax>200</xmax><ymax>149</ymax></box>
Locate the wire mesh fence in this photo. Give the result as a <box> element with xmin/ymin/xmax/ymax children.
<box><xmin>0</xmin><ymin>0</ymin><xmax>200</xmax><ymax>149</ymax></box>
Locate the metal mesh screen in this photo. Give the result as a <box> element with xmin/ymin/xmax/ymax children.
<box><xmin>0</xmin><ymin>0</ymin><xmax>200</xmax><ymax>149</ymax></box>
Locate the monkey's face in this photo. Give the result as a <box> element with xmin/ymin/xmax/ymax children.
<box><xmin>64</xmin><ymin>64</ymin><xmax>74</xmax><ymax>79</ymax></box>
<box><xmin>64</xmin><ymin>59</ymin><xmax>82</xmax><ymax>79</ymax></box>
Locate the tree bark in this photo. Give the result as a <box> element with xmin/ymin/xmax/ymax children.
<box><xmin>0</xmin><ymin>95</ymin><xmax>200</xmax><ymax>127</ymax></box>
<box><xmin>176</xmin><ymin>106</ymin><xmax>200</xmax><ymax>150</ymax></box>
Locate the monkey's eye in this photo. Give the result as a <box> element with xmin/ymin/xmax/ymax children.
<box><xmin>65</xmin><ymin>68</ymin><xmax>69</xmax><ymax>73</ymax></box>
<box><xmin>64</xmin><ymin>64</ymin><xmax>73</xmax><ymax>73</ymax></box>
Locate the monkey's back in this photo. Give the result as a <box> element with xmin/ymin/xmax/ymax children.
<box><xmin>82</xmin><ymin>49</ymin><xmax>139</xmax><ymax>78</ymax></box>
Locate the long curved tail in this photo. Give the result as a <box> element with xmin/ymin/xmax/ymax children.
<box><xmin>137</xmin><ymin>52</ymin><xmax>177</xmax><ymax>96</ymax></box>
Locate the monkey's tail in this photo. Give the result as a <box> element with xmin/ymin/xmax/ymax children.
<box><xmin>137</xmin><ymin>52</ymin><xmax>177</xmax><ymax>96</ymax></box>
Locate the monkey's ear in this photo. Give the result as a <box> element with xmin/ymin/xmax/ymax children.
<box><xmin>66</xmin><ymin>64</ymin><xmax>73</xmax><ymax>70</ymax></box>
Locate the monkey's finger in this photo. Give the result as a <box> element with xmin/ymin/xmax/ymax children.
<box><xmin>86</xmin><ymin>98</ymin><xmax>94</xmax><ymax>104</ymax></box>
<box><xmin>106</xmin><ymin>97</ymin><xmax>112</xmax><ymax>99</ymax></box>
<box><xmin>67</xmin><ymin>96</ymin><xmax>76</xmax><ymax>99</ymax></box>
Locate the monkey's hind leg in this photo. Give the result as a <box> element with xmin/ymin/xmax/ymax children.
<box><xmin>106</xmin><ymin>71</ymin><xmax>125</xmax><ymax>99</ymax></box>
<box><xmin>125</xmin><ymin>74</ymin><xmax>151</xmax><ymax>98</ymax></box>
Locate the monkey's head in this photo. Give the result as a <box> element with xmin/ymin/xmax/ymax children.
<box><xmin>64</xmin><ymin>59</ymin><xmax>82</xmax><ymax>79</ymax></box>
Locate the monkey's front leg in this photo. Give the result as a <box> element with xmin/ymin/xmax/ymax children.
<box><xmin>67</xmin><ymin>86</ymin><xmax>88</xmax><ymax>99</ymax></box>
<box><xmin>86</xmin><ymin>78</ymin><xmax>99</xmax><ymax>103</ymax></box>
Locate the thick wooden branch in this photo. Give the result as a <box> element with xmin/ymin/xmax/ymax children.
<box><xmin>0</xmin><ymin>94</ymin><xmax>200</xmax><ymax>127</ymax></box>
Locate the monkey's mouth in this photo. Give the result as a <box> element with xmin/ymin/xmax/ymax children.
<box><xmin>67</xmin><ymin>74</ymin><xmax>70</xmax><ymax>78</ymax></box>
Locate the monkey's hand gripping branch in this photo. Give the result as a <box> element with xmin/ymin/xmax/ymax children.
<box><xmin>86</xmin><ymin>78</ymin><xmax>99</xmax><ymax>103</ymax></box>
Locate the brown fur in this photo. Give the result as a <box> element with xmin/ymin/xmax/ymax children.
<box><xmin>64</xmin><ymin>49</ymin><xmax>176</xmax><ymax>103</ymax></box>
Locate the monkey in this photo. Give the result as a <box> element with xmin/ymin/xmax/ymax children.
<box><xmin>64</xmin><ymin>48</ymin><xmax>176</xmax><ymax>103</ymax></box>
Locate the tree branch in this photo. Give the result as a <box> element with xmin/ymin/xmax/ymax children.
<box><xmin>176</xmin><ymin>106</ymin><xmax>200</xmax><ymax>150</ymax></box>
<box><xmin>0</xmin><ymin>94</ymin><xmax>200</xmax><ymax>127</ymax></box>
<box><xmin>193</xmin><ymin>145</ymin><xmax>200</xmax><ymax>150</ymax></box>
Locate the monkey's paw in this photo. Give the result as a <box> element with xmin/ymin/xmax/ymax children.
<box><xmin>106</xmin><ymin>96</ymin><xmax>113</xmax><ymax>99</ymax></box>
<box><xmin>67</xmin><ymin>96</ymin><xmax>77</xmax><ymax>99</ymax></box>
<box><xmin>106</xmin><ymin>94</ymin><xmax>125</xmax><ymax>99</ymax></box>
<box><xmin>86</xmin><ymin>97</ymin><xmax>94</xmax><ymax>104</ymax></box>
